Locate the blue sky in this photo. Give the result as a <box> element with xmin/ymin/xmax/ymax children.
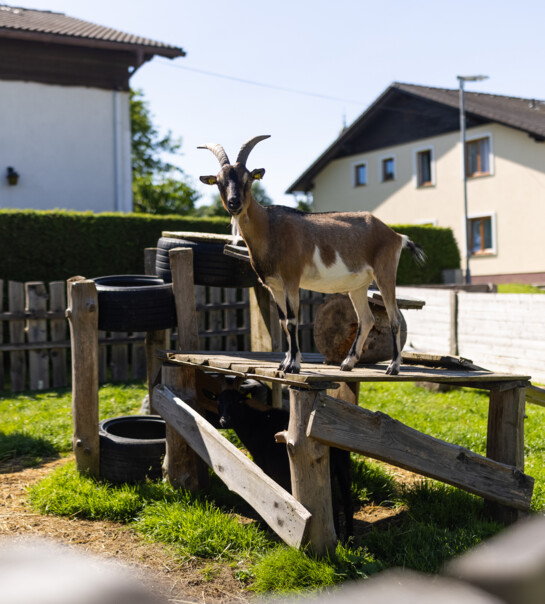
<box><xmin>17</xmin><ymin>0</ymin><xmax>545</xmax><ymax>208</ymax></box>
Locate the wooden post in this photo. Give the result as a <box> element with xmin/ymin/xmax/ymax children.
<box><xmin>144</xmin><ymin>246</ymin><xmax>170</xmax><ymax>413</ymax></box>
<box><xmin>169</xmin><ymin>247</ymin><xmax>199</xmax><ymax>351</ymax></box>
<box><xmin>66</xmin><ymin>277</ymin><xmax>99</xmax><ymax>477</ymax></box>
<box><xmin>160</xmin><ymin>247</ymin><xmax>207</xmax><ymax>489</ymax></box>
<box><xmin>287</xmin><ymin>387</ymin><xmax>337</xmax><ymax>554</ymax></box>
<box><xmin>161</xmin><ymin>364</ymin><xmax>207</xmax><ymax>490</ymax></box>
<box><xmin>486</xmin><ymin>384</ymin><xmax>527</xmax><ymax>523</ymax></box>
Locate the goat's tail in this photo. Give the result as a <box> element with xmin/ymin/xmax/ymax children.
<box><xmin>401</xmin><ymin>235</ymin><xmax>427</xmax><ymax>267</ymax></box>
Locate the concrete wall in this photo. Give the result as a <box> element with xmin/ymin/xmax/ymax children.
<box><xmin>399</xmin><ymin>287</ymin><xmax>545</xmax><ymax>383</ymax></box>
<box><xmin>312</xmin><ymin>124</ymin><xmax>545</xmax><ymax>280</ymax></box>
<box><xmin>0</xmin><ymin>80</ymin><xmax>132</xmax><ymax>213</ymax></box>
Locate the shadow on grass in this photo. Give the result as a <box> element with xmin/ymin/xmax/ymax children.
<box><xmin>0</xmin><ymin>431</ymin><xmax>59</xmax><ymax>472</ymax></box>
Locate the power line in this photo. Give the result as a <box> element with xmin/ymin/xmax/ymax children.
<box><xmin>156</xmin><ymin>58</ymin><xmax>364</xmax><ymax>105</ymax></box>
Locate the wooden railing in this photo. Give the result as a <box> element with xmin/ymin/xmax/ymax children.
<box><xmin>0</xmin><ymin>279</ymin><xmax>324</xmax><ymax>393</ymax></box>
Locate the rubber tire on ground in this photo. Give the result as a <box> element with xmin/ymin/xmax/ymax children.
<box><xmin>155</xmin><ymin>236</ymin><xmax>259</xmax><ymax>288</ymax></box>
<box><xmin>93</xmin><ymin>275</ymin><xmax>177</xmax><ymax>332</ymax></box>
<box><xmin>99</xmin><ymin>415</ymin><xmax>166</xmax><ymax>483</ymax></box>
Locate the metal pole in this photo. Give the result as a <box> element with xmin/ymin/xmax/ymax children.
<box><xmin>459</xmin><ymin>79</ymin><xmax>471</xmax><ymax>284</ymax></box>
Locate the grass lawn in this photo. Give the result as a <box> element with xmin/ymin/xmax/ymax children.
<box><xmin>3</xmin><ymin>379</ymin><xmax>544</xmax><ymax>596</ymax></box>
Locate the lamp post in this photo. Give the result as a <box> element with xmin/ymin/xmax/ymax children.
<box><xmin>458</xmin><ymin>75</ymin><xmax>489</xmax><ymax>284</ymax></box>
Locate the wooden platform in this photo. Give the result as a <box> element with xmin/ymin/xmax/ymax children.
<box><xmin>159</xmin><ymin>350</ymin><xmax>531</xmax><ymax>390</ymax></box>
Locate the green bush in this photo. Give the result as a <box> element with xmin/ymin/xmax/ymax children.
<box><xmin>0</xmin><ymin>210</ymin><xmax>459</xmax><ymax>284</ymax></box>
<box><xmin>0</xmin><ymin>209</ymin><xmax>230</xmax><ymax>282</ymax></box>
<box><xmin>394</xmin><ymin>224</ymin><xmax>460</xmax><ymax>285</ymax></box>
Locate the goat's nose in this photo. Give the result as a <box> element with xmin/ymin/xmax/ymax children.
<box><xmin>227</xmin><ymin>198</ymin><xmax>241</xmax><ymax>213</ymax></box>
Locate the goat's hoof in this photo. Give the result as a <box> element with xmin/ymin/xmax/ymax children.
<box><xmin>340</xmin><ymin>355</ymin><xmax>356</xmax><ymax>371</ymax></box>
<box><xmin>385</xmin><ymin>363</ymin><xmax>400</xmax><ymax>376</ymax></box>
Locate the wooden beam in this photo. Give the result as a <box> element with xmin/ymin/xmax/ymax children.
<box><xmin>307</xmin><ymin>392</ymin><xmax>533</xmax><ymax>511</ymax></box>
<box><xmin>152</xmin><ymin>384</ymin><xmax>311</xmax><ymax>548</ymax></box>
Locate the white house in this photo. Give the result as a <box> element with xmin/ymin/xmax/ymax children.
<box><xmin>287</xmin><ymin>83</ymin><xmax>545</xmax><ymax>285</ymax></box>
<box><xmin>0</xmin><ymin>4</ymin><xmax>183</xmax><ymax>213</ymax></box>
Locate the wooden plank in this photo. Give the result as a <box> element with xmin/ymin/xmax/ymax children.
<box><xmin>527</xmin><ymin>384</ymin><xmax>545</xmax><ymax>407</ymax></box>
<box><xmin>194</xmin><ymin>285</ymin><xmax>207</xmax><ymax>350</ymax></box>
<box><xmin>209</xmin><ymin>286</ymin><xmax>223</xmax><ymax>350</ymax></box>
<box><xmin>250</xmin><ymin>284</ymin><xmax>282</xmax><ymax>353</ymax></box>
<box><xmin>153</xmin><ymin>383</ymin><xmax>311</xmax><ymax>548</ymax></box>
<box><xmin>26</xmin><ymin>282</ymin><xmax>49</xmax><ymax>390</ymax></box>
<box><xmin>131</xmin><ymin>332</ymin><xmax>147</xmax><ymax>380</ymax></box>
<box><xmin>66</xmin><ymin>277</ymin><xmax>99</xmax><ymax>477</ymax></box>
<box><xmin>307</xmin><ymin>392</ymin><xmax>534</xmax><ymax>510</ymax></box>
<box><xmin>49</xmin><ymin>281</ymin><xmax>67</xmax><ymax>388</ymax></box>
<box><xmin>110</xmin><ymin>331</ymin><xmax>129</xmax><ymax>382</ymax></box>
<box><xmin>224</xmin><ymin>288</ymin><xmax>239</xmax><ymax>351</ymax></box>
<box><xmin>0</xmin><ymin>280</ymin><xmax>3</xmax><ymax>390</ymax></box>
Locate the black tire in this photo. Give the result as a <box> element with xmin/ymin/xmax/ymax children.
<box><xmin>99</xmin><ymin>415</ymin><xmax>166</xmax><ymax>483</ymax></box>
<box><xmin>155</xmin><ymin>236</ymin><xmax>259</xmax><ymax>288</ymax></box>
<box><xmin>93</xmin><ymin>275</ymin><xmax>177</xmax><ymax>332</ymax></box>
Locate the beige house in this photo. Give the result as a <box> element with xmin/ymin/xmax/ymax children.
<box><xmin>287</xmin><ymin>83</ymin><xmax>545</xmax><ymax>285</ymax></box>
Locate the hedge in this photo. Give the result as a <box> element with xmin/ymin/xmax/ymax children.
<box><xmin>0</xmin><ymin>210</ymin><xmax>231</xmax><ymax>282</ymax></box>
<box><xmin>0</xmin><ymin>210</ymin><xmax>459</xmax><ymax>284</ymax></box>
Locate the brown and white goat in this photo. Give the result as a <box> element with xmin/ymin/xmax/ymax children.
<box><xmin>198</xmin><ymin>135</ymin><xmax>425</xmax><ymax>375</ymax></box>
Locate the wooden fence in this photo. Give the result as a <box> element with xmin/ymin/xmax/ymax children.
<box><xmin>0</xmin><ymin>279</ymin><xmax>324</xmax><ymax>393</ymax></box>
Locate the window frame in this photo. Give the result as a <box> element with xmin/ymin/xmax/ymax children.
<box><xmin>467</xmin><ymin>212</ymin><xmax>496</xmax><ymax>256</ymax></box>
<box><xmin>413</xmin><ymin>145</ymin><xmax>435</xmax><ymax>188</ymax></box>
<box><xmin>465</xmin><ymin>132</ymin><xmax>494</xmax><ymax>178</ymax></box>
<box><xmin>353</xmin><ymin>161</ymin><xmax>368</xmax><ymax>187</ymax></box>
<box><xmin>379</xmin><ymin>154</ymin><xmax>396</xmax><ymax>183</ymax></box>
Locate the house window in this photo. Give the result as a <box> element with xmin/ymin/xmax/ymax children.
<box><xmin>468</xmin><ymin>215</ymin><xmax>494</xmax><ymax>255</ymax></box>
<box><xmin>466</xmin><ymin>136</ymin><xmax>491</xmax><ymax>177</ymax></box>
<box><xmin>381</xmin><ymin>157</ymin><xmax>395</xmax><ymax>182</ymax></box>
<box><xmin>416</xmin><ymin>149</ymin><xmax>433</xmax><ymax>186</ymax></box>
<box><xmin>354</xmin><ymin>163</ymin><xmax>367</xmax><ymax>186</ymax></box>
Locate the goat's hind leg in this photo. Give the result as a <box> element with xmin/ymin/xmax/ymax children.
<box><xmin>374</xmin><ymin>271</ymin><xmax>403</xmax><ymax>376</ymax></box>
<box><xmin>340</xmin><ymin>286</ymin><xmax>374</xmax><ymax>371</ymax></box>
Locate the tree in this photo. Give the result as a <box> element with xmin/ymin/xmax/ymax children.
<box><xmin>130</xmin><ymin>89</ymin><xmax>200</xmax><ymax>214</ymax></box>
<box><xmin>196</xmin><ymin>181</ymin><xmax>273</xmax><ymax>217</ymax></box>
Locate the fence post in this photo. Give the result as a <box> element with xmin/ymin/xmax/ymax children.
<box><xmin>26</xmin><ymin>282</ymin><xmax>49</xmax><ymax>391</ymax></box>
<box><xmin>67</xmin><ymin>277</ymin><xmax>100</xmax><ymax>477</ymax></box>
<box><xmin>50</xmin><ymin>281</ymin><xmax>67</xmax><ymax>388</ymax></box>
<box><xmin>8</xmin><ymin>281</ymin><xmax>26</xmax><ymax>392</ymax></box>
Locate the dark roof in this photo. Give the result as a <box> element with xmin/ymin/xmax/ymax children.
<box><xmin>287</xmin><ymin>82</ymin><xmax>545</xmax><ymax>194</ymax></box>
<box><xmin>0</xmin><ymin>4</ymin><xmax>184</xmax><ymax>57</ymax></box>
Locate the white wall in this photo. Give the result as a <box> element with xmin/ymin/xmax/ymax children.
<box><xmin>0</xmin><ymin>81</ymin><xmax>132</xmax><ymax>212</ymax></box>
<box><xmin>398</xmin><ymin>287</ymin><xmax>545</xmax><ymax>383</ymax></box>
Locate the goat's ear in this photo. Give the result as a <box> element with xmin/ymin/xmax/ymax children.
<box><xmin>250</xmin><ymin>168</ymin><xmax>265</xmax><ymax>181</ymax></box>
<box><xmin>200</xmin><ymin>175</ymin><xmax>217</xmax><ymax>186</ymax></box>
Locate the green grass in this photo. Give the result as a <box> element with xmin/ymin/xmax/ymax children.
<box><xmin>4</xmin><ymin>380</ymin><xmax>545</xmax><ymax>596</ymax></box>
<box><xmin>0</xmin><ymin>382</ymin><xmax>146</xmax><ymax>465</ymax></box>
<box><xmin>497</xmin><ymin>283</ymin><xmax>545</xmax><ymax>294</ymax></box>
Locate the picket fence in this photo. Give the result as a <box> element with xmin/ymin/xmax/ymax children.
<box><xmin>0</xmin><ymin>279</ymin><xmax>325</xmax><ymax>393</ymax></box>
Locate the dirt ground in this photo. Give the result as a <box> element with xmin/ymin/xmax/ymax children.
<box><xmin>0</xmin><ymin>456</ymin><xmax>418</xmax><ymax>603</ymax></box>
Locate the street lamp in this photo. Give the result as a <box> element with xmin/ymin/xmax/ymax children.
<box><xmin>458</xmin><ymin>75</ymin><xmax>489</xmax><ymax>284</ymax></box>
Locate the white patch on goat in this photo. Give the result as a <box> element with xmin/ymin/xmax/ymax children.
<box><xmin>301</xmin><ymin>247</ymin><xmax>374</xmax><ymax>294</ymax></box>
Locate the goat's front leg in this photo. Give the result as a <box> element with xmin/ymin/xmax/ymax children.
<box><xmin>269</xmin><ymin>284</ymin><xmax>301</xmax><ymax>374</ymax></box>
<box><xmin>340</xmin><ymin>286</ymin><xmax>374</xmax><ymax>371</ymax></box>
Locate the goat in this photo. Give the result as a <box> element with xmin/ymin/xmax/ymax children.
<box><xmin>198</xmin><ymin>135</ymin><xmax>426</xmax><ymax>375</ymax></box>
<box><xmin>214</xmin><ymin>387</ymin><xmax>354</xmax><ymax>540</ymax></box>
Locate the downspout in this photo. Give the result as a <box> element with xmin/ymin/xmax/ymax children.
<box><xmin>113</xmin><ymin>90</ymin><xmax>123</xmax><ymax>212</ymax></box>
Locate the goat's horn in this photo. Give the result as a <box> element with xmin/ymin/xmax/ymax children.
<box><xmin>197</xmin><ymin>143</ymin><xmax>230</xmax><ymax>167</ymax></box>
<box><xmin>236</xmin><ymin>135</ymin><xmax>271</xmax><ymax>166</ymax></box>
